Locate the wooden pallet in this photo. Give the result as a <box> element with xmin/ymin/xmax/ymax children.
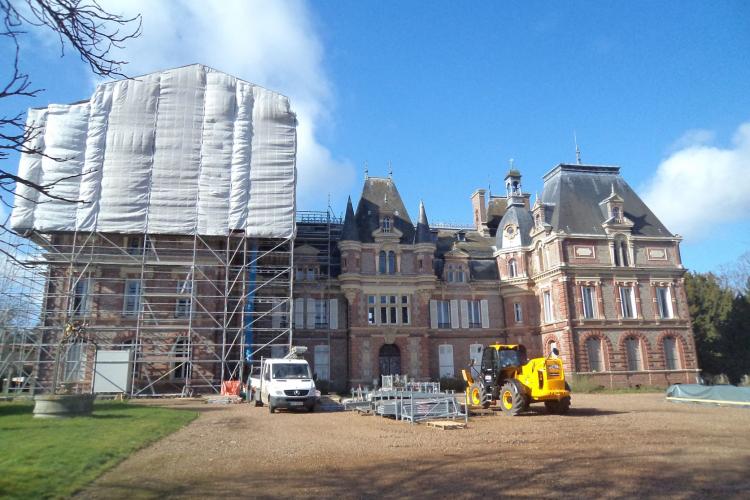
<box><xmin>425</xmin><ymin>420</ymin><xmax>466</xmax><ymax>430</ymax></box>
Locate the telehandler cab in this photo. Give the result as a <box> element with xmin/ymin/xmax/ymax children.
<box><xmin>462</xmin><ymin>343</ymin><xmax>571</xmax><ymax>415</ymax></box>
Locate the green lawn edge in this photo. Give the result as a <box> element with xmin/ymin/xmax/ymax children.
<box><xmin>0</xmin><ymin>401</ymin><xmax>198</xmax><ymax>499</ymax></box>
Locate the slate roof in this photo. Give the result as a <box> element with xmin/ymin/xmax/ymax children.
<box><xmin>433</xmin><ymin>229</ymin><xmax>498</xmax><ymax>281</ymax></box>
<box><xmin>353</xmin><ymin>177</ymin><xmax>415</xmax><ymax>244</ymax></box>
<box><xmin>340</xmin><ymin>196</ymin><xmax>359</xmax><ymax>241</ymax></box>
<box><xmin>414</xmin><ymin>201</ymin><xmax>432</xmax><ymax>244</ymax></box>
<box><xmin>495</xmin><ymin>204</ymin><xmax>534</xmax><ymax>248</ymax></box>
<box><xmin>541</xmin><ymin>164</ymin><xmax>673</xmax><ymax>237</ymax></box>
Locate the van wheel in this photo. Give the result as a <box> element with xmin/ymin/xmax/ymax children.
<box><xmin>269</xmin><ymin>403</ymin><xmax>276</xmax><ymax>414</ymax></box>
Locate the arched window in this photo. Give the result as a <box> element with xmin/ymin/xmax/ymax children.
<box><xmin>382</xmin><ymin>217</ymin><xmax>392</xmax><ymax>233</ymax></box>
<box><xmin>387</xmin><ymin>251</ymin><xmax>396</xmax><ymax>274</ymax></box>
<box><xmin>663</xmin><ymin>336</ymin><xmax>680</xmax><ymax>370</ymax></box>
<box><xmin>508</xmin><ymin>258</ymin><xmax>517</xmax><ymax>278</ymax></box>
<box><xmin>612</xmin><ymin>206</ymin><xmax>621</xmax><ymax>223</ymax></box>
<box><xmin>535</xmin><ymin>213</ymin><xmax>542</xmax><ymax>228</ymax></box>
<box><xmin>379</xmin><ymin>251</ymin><xmax>386</xmax><ymax>274</ymax></box>
<box><xmin>586</xmin><ymin>337</ymin><xmax>604</xmax><ymax>372</ymax></box>
<box><xmin>625</xmin><ymin>337</ymin><xmax>643</xmax><ymax>371</ymax></box>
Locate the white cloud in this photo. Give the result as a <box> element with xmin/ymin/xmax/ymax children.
<box><xmin>643</xmin><ymin>122</ymin><xmax>750</xmax><ymax>241</ymax></box>
<box><xmin>668</xmin><ymin>128</ymin><xmax>716</xmax><ymax>152</ymax></box>
<box><xmin>99</xmin><ymin>0</ymin><xmax>353</xmax><ymax>208</ymax></box>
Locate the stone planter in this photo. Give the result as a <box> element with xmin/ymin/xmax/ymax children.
<box><xmin>33</xmin><ymin>393</ymin><xmax>96</xmax><ymax>418</ymax></box>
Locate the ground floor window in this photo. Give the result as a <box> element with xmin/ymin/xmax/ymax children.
<box><xmin>663</xmin><ymin>336</ymin><xmax>680</xmax><ymax>370</ymax></box>
<box><xmin>438</xmin><ymin>344</ymin><xmax>454</xmax><ymax>378</ymax></box>
<box><xmin>625</xmin><ymin>337</ymin><xmax>644</xmax><ymax>371</ymax></box>
<box><xmin>314</xmin><ymin>345</ymin><xmax>330</xmax><ymax>381</ymax></box>
<box><xmin>586</xmin><ymin>337</ymin><xmax>604</xmax><ymax>372</ymax></box>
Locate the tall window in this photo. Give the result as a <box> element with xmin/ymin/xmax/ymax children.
<box><xmin>368</xmin><ymin>295</ymin><xmax>376</xmax><ymax>325</ymax></box>
<box><xmin>612</xmin><ymin>206</ymin><xmax>622</xmax><ymax>223</ymax></box>
<box><xmin>513</xmin><ymin>303</ymin><xmax>523</xmax><ymax>324</ymax></box>
<box><xmin>543</xmin><ymin>290</ymin><xmax>554</xmax><ymax>323</ymax></box>
<box><xmin>127</xmin><ymin>236</ymin><xmax>143</xmax><ymax>256</ymax></box>
<box><xmin>71</xmin><ymin>278</ymin><xmax>90</xmax><ymax>317</ymax></box>
<box><xmin>620</xmin><ymin>286</ymin><xmax>636</xmax><ymax>318</ymax></box>
<box><xmin>175</xmin><ymin>280</ymin><xmax>192</xmax><ymax>318</ymax></box>
<box><xmin>379</xmin><ymin>250</ymin><xmax>396</xmax><ymax>274</ymax></box>
<box><xmin>656</xmin><ymin>286</ymin><xmax>673</xmax><ymax>319</ymax></box>
<box><xmin>508</xmin><ymin>259</ymin><xmax>517</xmax><ymax>278</ymax></box>
<box><xmin>467</xmin><ymin>300</ymin><xmax>481</xmax><ymax>328</ymax></box>
<box><xmin>663</xmin><ymin>337</ymin><xmax>680</xmax><ymax>370</ymax></box>
<box><xmin>382</xmin><ymin>216</ymin><xmax>392</xmax><ymax>232</ymax></box>
<box><xmin>314</xmin><ymin>299</ymin><xmax>329</xmax><ymax>328</ymax></box>
<box><xmin>401</xmin><ymin>295</ymin><xmax>410</xmax><ymax>325</ymax></box>
<box><xmin>613</xmin><ymin>237</ymin><xmax>629</xmax><ymax>267</ymax></box>
<box><xmin>123</xmin><ymin>279</ymin><xmax>141</xmax><ymax>317</ymax></box>
<box><xmin>437</xmin><ymin>300</ymin><xmax>451</xmax><ymax>328</ymax></box>
<box><xmin>314</xmin><ymin>345</ymin><xmax>330</xmax><ymax>381</ymax></box>
<box><xmin>625</xmin><ymin>337</ymin><xmax>643</xmax><ymax>371</ymax></box>
<box><xmin>63</xmin><ymin>342</ymin><xmax>85</xmax><ymax>382</ymax></box>
<box><xmin>438</xmin><ymin>344</ymin><xmax>454</xmax><ymax>377</ymax></box>
<box><xmin>586</xmin><ymin>337</ymin><xmax>604</xmax><ymax>372</ymax></box>
<box><xmin>581</xmin><ymin>286</ymin><xmax>596</xmax><ymax>319</ymax></box>
<box><xmin>171</xmin><ymin>338</ymin><xmax>190</xmax><ymax>380</ymax></box>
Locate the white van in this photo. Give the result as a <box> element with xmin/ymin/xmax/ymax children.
<box><xmin>250</xmin><ymin>350</ymin><xmax>318</xmax><ymax>413</ymax></box>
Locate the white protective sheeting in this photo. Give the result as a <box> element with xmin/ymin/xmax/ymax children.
<box><xmin>11</xmin><ymin>64</ymin><xmax>297</xmax><ymax>238</ymax></box>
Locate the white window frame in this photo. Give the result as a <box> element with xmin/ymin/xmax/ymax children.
<box><xmin>656</xmin><ymin>286</ymin><xmax>673</xmax><ymax>319</ymax></box>
<box><xmin>543</xmin><ymin>290</ymin><xmax>554</xmax><ymax>323</ymax></box>
<box><xmin>620</xmin><ymin>286</ymin><xmax>636</xmax><ymax>319</ymax></box>
<box><xmin>314</xmin><ymin>299</ymin><xmax>329</xmax><ymax>329</ymax></box>
<box><xmin>513</xmin><ymin>303</ymin><xmax>523</xmax><ymax>324</ymax></box>
<box><xmin>508</xmin><ymin>259</ymin><xmax>517</xmax><ymax>278</ymax></box>
<box><xmin>438</xmin><ymin>344</ymin><xmax>454</xmax><ymax>378</ymax></box>
<box><xmin>581</xmin><ymin>286</ymin><xmax>596</xmax><ymax>319</ymax></box>
<box><xmin>437</xmin><ymin>300</ymin><xmax>451</xmax><ymax>329</ymax></box>
<box><xmin>467</xmin><ymin>300</ymin><xmax>481</xmax><ymax>328</ymax></box>
<box><xmin>171</xmin><ymin>337</ymin><xmax>191</xmax><ymax>380</ymax></box>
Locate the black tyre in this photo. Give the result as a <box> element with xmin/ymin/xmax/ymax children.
<box><xmin>307</xmin><ymin>404</ymin><xmax>315</xmax><ymax>413</ymax></box>
<box><xmin>545</xmin><ymin>396</ymin><xmax>571</xmax><ymax>415</ymax></box>
<box><xmin>468</xmin><ymin>382</ymin><xmax>490</xmax><ymax>409</ymax></box>
<box><xmin>499</xmin><ymin>380</ymin><xmax>525</xmax><ymax>416</ymax></box>
<box><xmin>268</xmin><ymin>400</ymin><xmax>276</xmax><ymax>414</ymax></box>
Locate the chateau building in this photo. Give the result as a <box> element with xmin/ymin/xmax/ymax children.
<box><xmin>292</xmin><ymin>164</ymin><xmax>699</xmax><ymax>390</ymax></box>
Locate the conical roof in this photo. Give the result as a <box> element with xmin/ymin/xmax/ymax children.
<box><xmin>340</xmin><ymin>196</ymin><xmax>359</xmax><ymax>241</ymax></box>
<box><xmin>414</xmin><ymin>200</ymin><xmax>433</xmax><ymax>244</ymax></box>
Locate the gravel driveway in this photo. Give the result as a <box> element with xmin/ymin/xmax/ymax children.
<box><xmin>76</xmin><ymin>393</ymin><xmax>750</xmax><ymax>499</ymax></box>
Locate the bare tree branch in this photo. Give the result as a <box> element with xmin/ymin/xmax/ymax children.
<box><xmin>0</xmin><ymin>0</ymin><xmax>140</xmax><ymax>210</ymax></box>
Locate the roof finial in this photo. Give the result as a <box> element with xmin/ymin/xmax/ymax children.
<box><xmin>610</xmin><ymin>182</ymin><xmax>616</xmax><ymax>196</ymax></box>
<box><xmin>388</xmin><ymin>160</ymin><xmax>393</xmax><ymax>180</ymax></box>
<box><xmin>364</xmin><ymin>161</ymin><xmax>369</xmax><ymax>180</ymax></box>
<box><xmin>574</xmin><ymin>131</ymin><xmax>582</xmax><ymax>165</ymax></box>
<box><xmin>509</xmin><ymin>158</ymin><xmax>515</xmax><ymax>170</ymax></box>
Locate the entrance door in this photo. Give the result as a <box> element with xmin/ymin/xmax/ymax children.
<box><xmin>379</xmin><ymin>344</ymin><xmax>401</xmax><ymax>377</ymax></box>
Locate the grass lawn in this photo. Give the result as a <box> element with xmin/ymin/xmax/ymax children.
<box><xmin>0</xmin><ymin>400</ymin><xmax>197</xmax><ymax>499</ymax></box>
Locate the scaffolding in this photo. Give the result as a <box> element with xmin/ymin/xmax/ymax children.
<box><xmin>294</xmin><ymin>210</ymin><xmax>342</xmax><ymax>384</ymax></box>
<box><xmin>0</xmin><ymin>227</ymin><xmax>294</xmax><ymax>397</ymax></box>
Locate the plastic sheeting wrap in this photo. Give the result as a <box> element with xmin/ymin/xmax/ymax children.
<box><xmin>11</xmin><ymin>64</ymin><xmax>297</xmax><ymax>238</ymax></box>
<box><xmin>666</xmin><ymin>384</ymin><xmax>750</xmax><ymax>407</ymax></box>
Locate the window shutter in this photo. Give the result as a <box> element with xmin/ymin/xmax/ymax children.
<box><xmin>306</xmin><ymin>298</ymin><xmax>316</xmax><ymax>329</ymax></box>
<box><xmin>480</xmin><ymin>299</ymin><xmax>489</xmax><ymax>328</ymax></box>
<box><xmin>460</xmin><ymin>300</ymin><xmax>469</xmax><ymax>329</ymax></box>
<box><xmin>294</xmin><ymin>298</ymin><xmax>305</xmax><ymax>328</ymax></box>
<box><xmin>438</xmin><ymin>344</ymin><xmax>454</xmax><ymax>377</ymax></box>
<box><xmin>450</xmin><ymin>300</ymin><xmax>459</xmax><ymax>329</ymax></box>
<box><xmin>329</xmin><ymin>298</ymin><xmax>338</xmax><ymax>329</ymax></box>
<box><xmin>429</xmin><ymin>300</ymin><xmax>438</xmax><ymax>329</ymax></box>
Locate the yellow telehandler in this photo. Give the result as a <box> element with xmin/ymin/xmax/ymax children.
<box><xmin>462</xmin><ymin>343</ymin><xmax>571</xmax><ymax>415</ymax></box>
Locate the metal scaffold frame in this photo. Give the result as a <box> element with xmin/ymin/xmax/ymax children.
<box><xmin>0</xmin><ymin>227</ymin><xmax>295</xmax><ymax>397</ymax></box>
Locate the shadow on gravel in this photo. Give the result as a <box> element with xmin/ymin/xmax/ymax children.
<box><xmin>80</xmin><ymin>448</ymin><xmax>750</xmax><ymax>499</ymax></box>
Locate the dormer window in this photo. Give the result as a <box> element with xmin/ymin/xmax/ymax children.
<box><xmin>382</xmin><ymin>217</ymin><xmax>392</xmax><ymax>233</ymax></box>
<box><xmin>446</xmin><ymin>264</ymin><xmax>467</xmax><ymax>283</ymax></box>
<box><xmin>535</xmin><ymin>213</ymin><xmax>542</xmax><ymax>228</ymax></box>
<box><xmin>508</xmin><ymin>258</ymin><xmax>518</xmax><ymax>278</ymax></box>
<box><xmin>456</xmin><ymin>231</ymin><xmax>466</xmax><ymax>242</ymax></box>
<box><xmin>612</xmin><ymin>207</ymin><xmax>622</xmax><ymax>223</ymax></box>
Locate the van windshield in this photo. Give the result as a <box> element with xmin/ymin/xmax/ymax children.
<box><xmin>272</xmin><ymin>363</ymin><xmax>311</xmax><ymax>379</ymax></box>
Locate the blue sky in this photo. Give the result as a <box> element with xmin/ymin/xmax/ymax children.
<box><xmin>1</xmin><ymin>0</ymin><xmax>748</xmax><ymax>272</ymax></box>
